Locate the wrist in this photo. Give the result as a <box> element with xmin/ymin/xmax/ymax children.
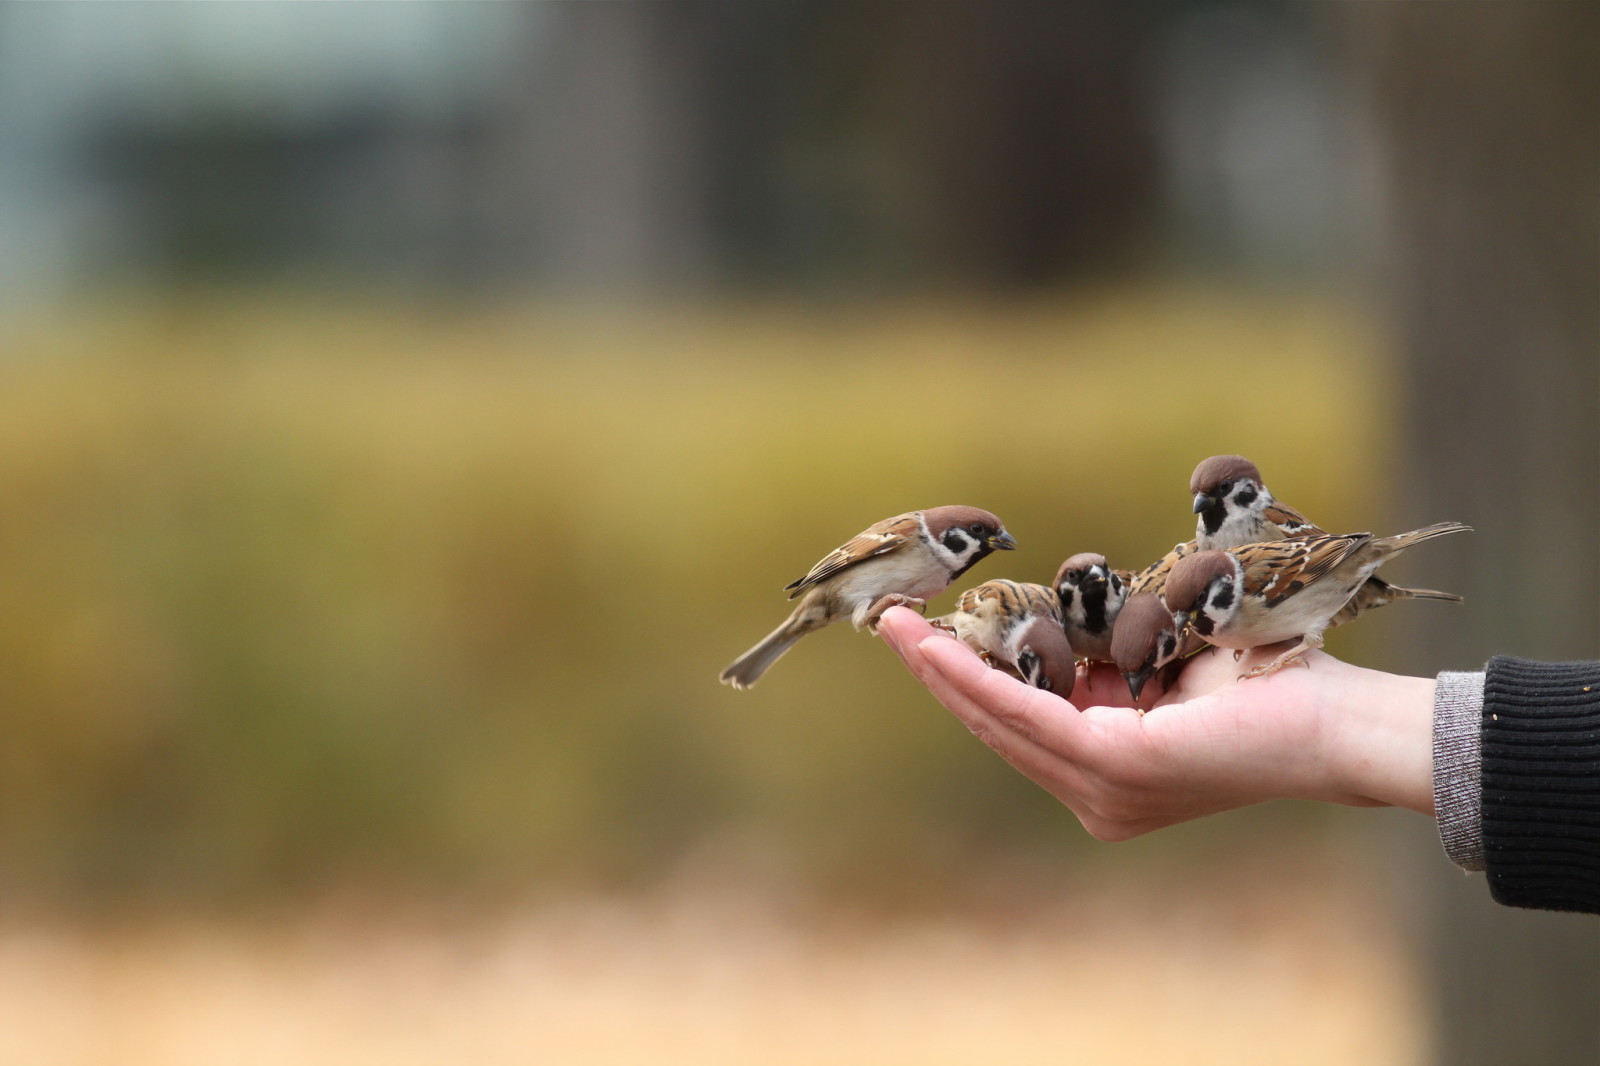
<box><xmin>1322</xmin><ymin>665</ymin><xmax>1437</xmax><ymax>814</ymax></box>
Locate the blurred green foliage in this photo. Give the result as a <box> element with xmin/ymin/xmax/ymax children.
<box><xmin>0</xmin><ymin>289</ymin><xmax>1403</xmax><ymax>905</ymax></box>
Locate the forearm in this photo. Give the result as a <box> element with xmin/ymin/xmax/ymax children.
<box><xmin>1319</xmin><ymin>665</ymin><xmax>1437</xmax><ymax>815</ymax></box>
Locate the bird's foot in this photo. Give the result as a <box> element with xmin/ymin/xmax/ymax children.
<box><xmin>864</xmin><ymin>594</ymin><xmax>926</xmax><ymax>634</ymax></box>
<box><xmin>1240</xmin><ymin>652</ymin><xmax>1309</xmax><ymax>680</ymax></box>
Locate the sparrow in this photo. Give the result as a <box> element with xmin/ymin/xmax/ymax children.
<box><xmin>937</xmin><ymin>579</ymin><xmax>1076</xmax><ymax>697</ymax></box>
<box><xmin>1189</xmin><ymin>454</ymin><xmax>1319</xmax><ymax>550</ymax></box>
<box><xmin>1162</xmin><ymin>521</ymin><xmax>1471</xmax><ymax>678</ymax></box>
<box><xmin>720</xmin><ymin>506</ymin><xmax>1016</xmax><ymax>689</ymax></box>
<box><xmin>1127</xmin><ymin>539</ymin><xmax>1199</xmax><ymax>599</ymax></box>
<box><xmin>1109</xmin><ymin>592</ymin><xmax>1195</xmax><ymax>705</ymax></box>
<box><xmin>1188</xmin><ymin>453</ymin><xmax>1464</xmax><ymax>621</ymax></box>
<box><xmin>1052</xmin><ymin>552</ymin><xmax>1131</xmax><ymax>662</ymax></box>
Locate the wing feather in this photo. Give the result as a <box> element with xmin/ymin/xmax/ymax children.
<box><xmin>784</xmin><ymin>512</ymin><xmax>918</xmax><ymax>598</ymax></box>
<box><xmin>1238</xmin><ymin>533</ymin><xmax>1372</xmax><ymax>606</ymax></box>
<box><xmin>1265</xmin><ymin>501</ymin><xmax>1323</xmax><ymax>538</ymax></box>
<box><xmin>1130</xmin><ymin>540</ymin><xmax>1197</xmax><ymax>597</ymax></box>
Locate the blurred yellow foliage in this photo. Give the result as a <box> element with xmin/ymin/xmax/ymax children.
<box><xmin>0</xmin><ymin>289</ymin><xmax>1401</xmax><ymax>904</ymax></box>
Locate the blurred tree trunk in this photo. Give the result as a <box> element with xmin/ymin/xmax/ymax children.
<box><xmin>495</xmin><ymin>1</ymin><xmax>1162</xmax><ymax>295</ymax></box>
<box><xmin>867</xmin><ymin>2</ymin><xmax>1160</xmax><ymax>289</ymax></box>
<box><xmin>1345</xmin><ymin>4</ymin><xmax>1600</xmax><ymax>1064</ymax></box>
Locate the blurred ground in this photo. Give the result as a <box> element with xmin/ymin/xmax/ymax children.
<box><xmin>0</xmin><ymin>841</ymin><xmax>1422</xmax><ymax>1066</ymax></box>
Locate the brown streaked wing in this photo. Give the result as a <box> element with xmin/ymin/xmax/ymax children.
<box><xmin>957</xmin><ymin>579</ymin><xmax>1059</xmax><ymax>621</ymax></box>
<box><xmin>1129</xmin><ymin>540</ymin><xmax>1196</xmax><ymax>597</ymax></box>
<box><xmin>1238</xmin><ymin>533</ymin><xmax>1372</xmax><ymax>605</ymax></box>
<box><xmin>1264</xmin><ymin>500</ymin><xmax>1323</xmax><ymax>538</ymax></box>
<box><xmin>784</xmin><ymin>512</ymin><xmax>918</xmax><ymax>598</ymax></box>
<box><xmin>1017</xmin><ymin>580</ymin><xmax>1065</xmax><ymax>621</ymax></box>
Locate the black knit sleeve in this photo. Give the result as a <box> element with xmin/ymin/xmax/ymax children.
<box><xmin>1481</xmin><ymin>656</ymin><xmax>1600</xmax><ymax>914</ymax></box>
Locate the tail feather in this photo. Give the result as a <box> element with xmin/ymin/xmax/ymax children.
<box><xmin>1380</xmin><ymin>520</ymin><xmax>1473</xmax><ymax>553</ymax></box>
<box><xmin>719</xmin><ymin>608</ymin><xmax>825</xmax><ymax>690</ymax></box>
<box><xmin>1383</xmin><ymin>584</ymin><xmax>1464</xmax><ymax>605</ymax></box>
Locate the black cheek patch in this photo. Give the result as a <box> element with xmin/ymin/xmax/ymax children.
<box><xmin>1210</xmin><ymin>583</ymin><xmax>1235</xmax><ymax>612</ymax></box>
<box><xmin>942</xmin><ymin>529</ymin><xmax>969</xmax><ymax>554</ymax></box>
<box><xmin>1233</xmin><ymin>487</ymin><xmax>1258</xmax><ymax>508</ymax></box>
<box><xmin>948</xmin><ymin>547</ymin><xmax>991</xmax><ymax>582</ymax></box>
<box><xmin>1017</xmin><ymin>651</ymin><xmax>1050</xmax><ymax>690</ymax></box>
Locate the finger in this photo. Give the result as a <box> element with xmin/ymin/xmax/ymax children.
<box><xmin>894</xmin><ymin>623</ymin><xmax>1221</xmax><ymax>835</ymax></box>
<box><xmin>914</xmin><ymin>635</ymin><xmax>1074</xmax><ymax>747</ymax></box>
<box><xmin>912</xmin><ymin>637</ymin><xmax>1126</xmax><ymax>812</ymax></box>
<box><xmin>876</xmin><ymin>605</ymin><xmax>953</xmax><ymax>653</ymax></box>
<box><xmin>918</xmin><ymin>636</ymin><xmax>1129</xmax><ymax>758</ymax></box>
<box><xmin>895</xmin><ymin>632</ymin><xmax>1102</xmax><ymax>815</ymax></box>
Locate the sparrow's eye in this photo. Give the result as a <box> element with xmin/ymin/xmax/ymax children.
<box><xmin>1217</xmin><ymin>479</ymin><xmax>1233</xmax><ymax>495</ymax></box>
<box><xmin>969</xmin><ymin>523</ymin><xmax>987</xmax><ymax>536</ymax></box>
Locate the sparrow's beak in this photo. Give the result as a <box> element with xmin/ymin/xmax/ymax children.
<box><xmin>988</xmin><ymin>530</ymin><xmax>1018</xmax><ymax>551</ymax></box>
<box><xmin>1191</xmin><ymin>491</ymin><xmax>1213</xmax><ymax>515</ymax></box>
<box><xmin>1123</xmin><ymin>667</ymin><xmax>1152</xmax><ymax>704</ymax></box>
<box><xmin>1081</xmin><ymin>566</ymin><xmax>1107</xmax><ymax>591</ymax></box>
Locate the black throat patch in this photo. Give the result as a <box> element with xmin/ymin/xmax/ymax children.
<box><xmin>1081</xmin><ymin>585</ymin><xmax>1110</xmax><ymax>636</ymax></box>
<box><xmin>948</xmin><ymin>546</ymin><xmax>992</xmax><ymax>582</ymax></box>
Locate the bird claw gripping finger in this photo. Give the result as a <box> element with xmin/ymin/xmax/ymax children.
<box><xmin>865</xmin><ymin>594</ymin><xmax>925</xmax><ymax>634</ymax></box>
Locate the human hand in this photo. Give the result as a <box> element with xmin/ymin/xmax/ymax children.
<box><xmin>876</xmin><ymin>607</ymin><xmax>1436</xmax><ymax>841</ymax></box>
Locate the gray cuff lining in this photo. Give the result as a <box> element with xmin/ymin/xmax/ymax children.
<box><xmin>1432</xmin><ymin>671</ymin><xmax>1485</xmax><ymax>872</ymax></box>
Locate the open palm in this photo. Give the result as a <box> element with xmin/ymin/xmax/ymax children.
<box><xmin>877</xmin><ymin>607</ymin><xmax>1435</xmax><ymax>840</ymax></box>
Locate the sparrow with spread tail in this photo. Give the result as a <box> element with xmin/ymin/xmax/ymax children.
<box><xmin>1052</xmin><ymin>553</ymin><xmax>1131</xmax><ymax>662</ymax></box>
<box><xmin>1109</xmin><ymin>592</ymin><xmax>1196</xmax><ymax>706</ymax></box>
<box><xmin>1162</xmin><ymin>521</ymin><xmax>1471</xmax><ymax>679</ymax></box>
<box><xmin>937</xmin><ymin>579</ymin><xmax>1076</xmax><ymax>697</ymax></box>
<box><xmin>720</xmin><ymin>506</ymin><xmax>1016</xmax><ymax>689</ymax></box>
<box><xmin>1188</xmin><ymin>453</ymin><xmax>1464</xmax><ymax>622</ymax></box>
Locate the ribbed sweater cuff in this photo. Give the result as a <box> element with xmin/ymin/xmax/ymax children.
<box><xmin>1433</xmin><ymin>671</ymin><xmax>1485</xmax><ymax>871</ymax></box>
<box><xmin>1481</xmin><ymin>656</ymin><xmax>1600</xmax><ymax>915</ymax></box>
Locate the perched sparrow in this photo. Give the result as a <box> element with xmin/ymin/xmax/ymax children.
<box><xmin>720</xmin><ymin>506</ymin><xmax>1016</xmax><ymax>689</ymax></box>
<box><xmin>1163</xmin><ymin>521</ymin><xmax>1471</xmax><ymax>678</ymax></box>
<box><xmin>1052</xmin><ymin>553</ymin><xmax>1131</xmax><ymax>662</ymax></box>
<box><xmin>1189</xmin><ymin>453</ymin><xmax>1464</xmax><ymax>621</ymax></box>
<box><xmin>1189</xmin><ymin>454</ymin><xmax>1318</xmax><ymax>550</ymax></box>
<box><xmin>1109</xmin><ymin>592</ymin><xmax>1193</xmax><ymax>705</ymax></box>
<box><xmin>1127</xmin><ymin>539</ymin><xmax>1199</xmax><ymax>599</ymax></box>
<box><xmin>938</xmin><ymin>579</ymin><xmax>1076</xmax><ymax>697</ymax></box>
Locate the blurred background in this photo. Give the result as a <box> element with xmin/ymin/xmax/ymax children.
<box><xmin>0</xmin><ymin>3</ymin><xmax>1594</xmax><ymax>1064</ymax></box>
